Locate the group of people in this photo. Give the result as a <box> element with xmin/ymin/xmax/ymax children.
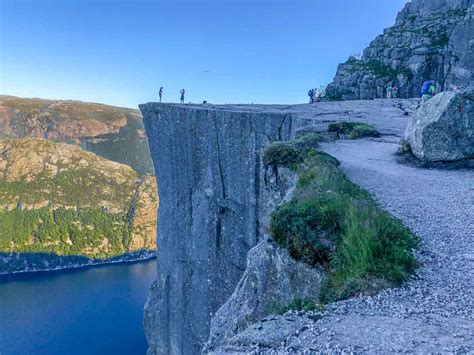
<box><xmin>385</xmin><ymin>83</ymin><xmax>399</xmax><ymax>99</ymax></box>
<box><xmin>307</xmin><ymin>88</ymin><xmax>320</xmax><ymax>104</ymax></box>
<box><xmin>158</xmin><ymin>87</ymin><xmax>186</xmax><ymax>104</ymax></box>
<box><xmin>386</xmin><ymin>80</ymin><xmax>437</xmax><ymax>103</ymax></box>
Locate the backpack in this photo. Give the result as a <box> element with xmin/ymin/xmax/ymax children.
<box><xmin>421</xmin><ymin>81</ymin><xmax>432</xmax><ymax>95</ymax></box>
<box><xmin>308</xmin><ymin>89</ymin><xmax>314</xmax><ymax>97</ymax></box>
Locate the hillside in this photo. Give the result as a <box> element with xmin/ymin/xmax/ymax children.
<box><xmin>0</xmin><ymin>138</ymin><xmax>158</xmax><ymax>268</ymax></box>
<box><xmin>326</xmin><ymin>0</ymin><xmax>473</xmax><ymax>100</ymax></box>
<box><xmin>0</xmin><ymin>95</ymin><xmax>154</xmax><ymax>174</ymax></box>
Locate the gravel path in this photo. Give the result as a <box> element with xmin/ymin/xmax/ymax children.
<box><xmin>220</xmin><ymin>137</ymin><xmax>473</xmax><ymax>353</ymax></box>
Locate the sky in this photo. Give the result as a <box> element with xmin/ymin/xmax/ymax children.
<box><xmin>0</xmin><ymin>0</ymin><xmax>408</xmax><ymax>108</ymax></box>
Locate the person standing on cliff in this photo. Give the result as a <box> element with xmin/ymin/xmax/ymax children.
<box><xmin>180</xmin><ymin>89</ymin><xmax>185</xmax><ymax>104</ymax></box>
<box><xmin>159</xmin><ymin>87</ymin><xmax>163</xmax><ymax>102</ymax></box>
<box><xmin>308</xmin><ymin>88</ymin><xmax>315</xmax><ymax>104</ymax></box>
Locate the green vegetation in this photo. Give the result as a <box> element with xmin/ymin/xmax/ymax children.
<box><xmin>328</xmin><ymin>121</ymin><xmax>380</xmax><ymax>139</ymax></box>
<box><xmin>262</xmin><ymin>142</ymin><xmax>301</xmax><ymax>169</ymax></box>
<box><xmin>346</xmin><ymin>59</ymin><xmax>413</xmax><ymax>80</ymax></box>
<box><xmin>0</xmin><ymin>139</ymin><xmax>158</xmax><ymax>261</ymax></box>
<box><xmin>432</xmin><ymin>33</ymin><xmax>449</xmax><ymax>48</ymax></box>
<box><xmin>292</xmin><ymin>133</ymin><xmax>330</xmax><ymax>150</ymax></box>
<box><xmin>269</xmin><ymin>147</ymin><xmax>418</xmax><ymax>303</ymax></box>
<box><xmin>0</xmin><ymin>207</ymin><xmax>134</xmax><ymax>258</ymax></box>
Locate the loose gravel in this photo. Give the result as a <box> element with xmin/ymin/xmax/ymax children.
<box><xmin>219</xmin><ymin>137</ymin><xmax>473</xmax><ymax>353</ymax></box>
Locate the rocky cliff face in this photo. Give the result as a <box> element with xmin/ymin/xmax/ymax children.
<box><xmin>140</xmin><ymin>101</ymin><xmax>422</xmax><ymax>354</ymax></box>
<box><xmin>140</xmin><ymin>103</ymin><xmax>294</xmax><ymax>354</ymax></box>
<box><xmin>326</xmin><ymin>0</ymin><xmax>474</xmax><ymax>100</ymax></box>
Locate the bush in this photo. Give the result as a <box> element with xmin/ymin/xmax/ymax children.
<box><xmin>269</xmin><ymin>144</ymin><xmax>418</xmax><ymax>303</ymax></box>
<box><xmin>270</xmin><ymin>200</ymin><xmax>341</xmax><ymax>265</ymax></box>
<box><xmin>262</xmin><ymin>142</ymin><xmax>301</xmax><ymax>168</ymax></box>
<box><xmin>328</xmin><ymin>121</ymin><xmax>380</xmax><ymax>139</ymax></box>
<box><xmin>348</xmin><ymin>125</ymin><xmax>380</xmax><ymax>139</ymax></box>
<box><xmin>292</xmin><ymin>133</ymin><xmax>329</xmax><ymax>150</ymax></box>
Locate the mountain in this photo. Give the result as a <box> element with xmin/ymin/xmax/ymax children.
<box><xmin>0</xmin><ymin>96</ymin><xmax>159</xmax><ymax>273</ymax></box>
<box><xmin>0</xmin><ymin>138</ymin><xmax>157</xmax><ymax>269</ymax></box>
<box><xmin>326</xmin><ymin>0</ymin><xmax>473</xmax><ymax>100</ymax></box>
<box><xmin>0</xmin><ymin>95</ymin><xmax>154</xmax><ymax>174</ymax></box>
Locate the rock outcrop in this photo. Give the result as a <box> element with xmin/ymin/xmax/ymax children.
<box><xmin>204</xmin><ymin>238</ymin><xmax>325</xmax><ymax>352</ymax></box>
<box><xmin>326</xmin><ymin>0</ymin><xmax>474</xmax><ymax>100</ymax></box>
<box><xmin>405</xmin><ymin>87</ymin><xmax>474</xmax><ymax>161</ymax></box>
<box><xmin>140</xmin><ymin>103</ymin><xmax>293</xmax><ymax>354</ymax></box>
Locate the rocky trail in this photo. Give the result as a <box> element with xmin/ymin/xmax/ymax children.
<box><xmin>216</xmin><ymin>103</ymin><xmax>473</xmax><ymax>353</ymax></box>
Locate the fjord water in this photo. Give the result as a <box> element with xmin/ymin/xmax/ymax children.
<box><xmin>0</xmin><ymin>259</ymin><xmax>156</xmax><ymax>355</ymax></box>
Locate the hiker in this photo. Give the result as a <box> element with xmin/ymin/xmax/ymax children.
<box><xmin>386</xmin><ymin>83</ymin><xmax>393</xmax><ymax>99</ymax></box>
<box><xmin>180</xmin><ymin>89</ymin><xmax>185</xmax><ymax>104</ymax></box>
<box><xmin>421</xmin><ymin>80</ymin><xmax>435</xmax><ymax>103</ymax></box>
<box><xmin>392</xmin><ymin>85</ymin><xmax>399</xmax><ymax>99</ymax></box>
<box><xmin>159</xmin><ymin>87</ymin><xmax>163</xmax><ymax>102</ymax></box>
<box><xmin>308</xmin><ymin>88</ymin><xmax>315</xmax><ymax>104</ymax></box>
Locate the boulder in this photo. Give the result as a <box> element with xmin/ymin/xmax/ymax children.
<box><xmin>405</xmin><ymin>88</ymin><xmax>474</xmax><ymax>162</ymax></box>
<box><xmin>203</xmin><ymin>238</ymin><xmax>325</xmax><ymax>352</ymax></box>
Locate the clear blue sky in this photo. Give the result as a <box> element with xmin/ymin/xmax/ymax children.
<box><xmin>0</xmin><ymin>0</ymin><xmax>407</xmax><ymax>108</ymax></box>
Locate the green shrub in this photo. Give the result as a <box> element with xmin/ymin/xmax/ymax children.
<box><xmin>328</xmin><ymin>121</ymin><xmax>380</xmax><ymax>139</ymax></box>
<box><xmin>262</xmin><ymin>142</ymin><xmax>301</xmax><ymax>168</ymax></box>
<box><xmin>348</xmin><ymin>125</ymin><xmax>380</xmax><ymax>139</ymax></box>
<box><xmin>270</xmin><ymin>200</ymin><xmax>340</xmax><ymax>265</ymax></box>
<box><xmin>292</xmin><ymin>133</ymin><xmax>329</xmax><ymax>150</ymax></box>
<box><xmin>269</xmin><ymin>144</ymin><xmax>418</xmax><ymax>303</ymax></box>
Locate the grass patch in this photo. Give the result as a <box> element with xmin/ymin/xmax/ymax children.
<box><xmin>262</xmin><ymin>142</ymin><xmax>301</xmax><ymax>169</ymax></box>
<box><xmin>269</xmin><ymin>149</ymin><xmax>418</xmax><ymax>303</ymax></box>
<box><xmin>292</xmin><ymin>133</ymin><xmax>330</xmax><ymax>150</ymax></box>
<box><xmin>328</xmin><ymin>121</ymin><xmax>380</xmax><ymax>139</ymax></box>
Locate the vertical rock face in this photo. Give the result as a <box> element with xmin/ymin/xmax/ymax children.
<box><xmin>326</xmin><ymin>0</ymin><xmax>474</xmax><ymax>100</ymax></box>
<box><xmin>140</xmin><ymin>104</ymin><xmax>293</xmax><ymax>354</ymax></box>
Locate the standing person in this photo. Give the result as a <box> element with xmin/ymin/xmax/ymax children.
<box><xmin>180</xmin><ymin>89</ymin><xmax>185</xmax><ymax>104</ymax></box>
<box><xmin>392</xmin><ymin>85</ymin><xmax>398</xmax><ymax>99</ymax></box>
<box><xmin>421</xmin><ymin>80</ymin><xmax>435</xmax><ymax>103</ymax></box>
<box><xmin>386</xmin><ymin>83</ymin><xmax>393</xmax><ymax>99</ymax></box>
<box><xmin>308</xmin><ymin>88</ymin><xmax>314</xmax><ymax>104</ymax></box>
<box><xmin>159</xmin><ymin>87</ymin><xmax>163</xmax><ymax>102</ymax></box>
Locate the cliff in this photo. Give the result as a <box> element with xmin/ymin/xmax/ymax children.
<box><xmin>140</xmin><ymin>103</ymin><xmax>294</xmax><ymax>354</ymax></box>
<box><xmin>326</xmin><ymin>0</ymin><xmax>474</xmax><ymax>100</ymax></box>
<box><xmin>0</xmin><ymin>138</ymin><xmax>158</xmax><ymax>273</ymax></box>
<box><xmin>140</xmin><ymin>101</ymin><xmax>422</xmax><ymax>354</ymax></box>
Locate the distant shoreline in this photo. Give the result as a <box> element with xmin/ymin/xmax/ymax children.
<box><xmin>0</xmin><ymin>250</ymin><xmax>156</xmax><ymax>277</ymax></box>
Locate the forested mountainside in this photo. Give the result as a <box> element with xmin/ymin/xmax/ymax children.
<box><xmin>0</xmin><ymin>96</ymin><xmax>159</xmax><ymax>273</ymax></box>
<box><xmin>0</xmin><ymin>138</ymin><xmax>157</xmax><ymax>265</ymax></box>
